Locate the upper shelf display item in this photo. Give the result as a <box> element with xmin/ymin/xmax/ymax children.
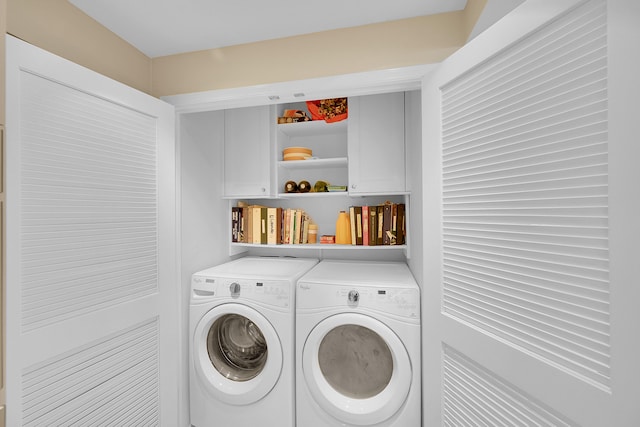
<box><xmin>277</xmin><ymin>109</ymin><xmax>312</xmax><ymax>124</ymax></box>
<box><xmin>306</xmin><ymin>98</ymin><xmax>348</xmax><ymax>123</ymax></box>
<box><xmin>282</xmin><ymin>146</ymin><xmax>312</xmax><ymax>161</ymax></box>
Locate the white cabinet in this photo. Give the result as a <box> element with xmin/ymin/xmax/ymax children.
<box><xmin>348</xmin><ymin>92</ymin><xmax>406</xmax><ymax>194</ymax></box>
<box><xmin>228</xmin><ymin>93</ymin><xmax>415</xmax><ymax>254</ymax></box>
<box><xmin>223</xmin><ymin>105</ymin><xmax>273</xmax><ymax>198</ymax></box>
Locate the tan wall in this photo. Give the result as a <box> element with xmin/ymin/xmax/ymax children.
<box><xmin>5</xmin><ymin>0</ymin><xmax>488</xmax><ymax>99</ymax></box>
<box><xmin>0</xmin><ymin>0</ymin><xmax>5</xmax><ymax>120</ymax></box>
<box><xmin>151</xmin><ymin>11</ymin><xmax>467</xmax><ymax>97</ymax></box>
<box><xmin>150</xmin><ymin>0</ymin><xmax>488</xmax><ymax>97</ymax></box>
<box><xmin>463</xmin><ymin>0</ymin><xmax>489</xmax><ymax>40</ymax></box>
<box><xmin>6</xmin><ymin>0</ymin><xmax>152</xmax><ymax>94</ymax></box>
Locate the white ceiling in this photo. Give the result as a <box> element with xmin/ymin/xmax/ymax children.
<box><xmin>68</xmin><ymin>0</ymin><xmax>468</xmax><ymax>58</ymax></box>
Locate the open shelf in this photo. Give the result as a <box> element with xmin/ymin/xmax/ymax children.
<box><xmin>278</xmin><ymin>157</ymin><xmax>348</xmax><ymax>169</ymax></box>
<box><xmin>231</xmin><ymin>242</ymin><xmax>407</xmax><ymax>250</ymax></box>
<box><xmin>277</xmin><ymin>119</ymin><xmax>347</xmax><ymax>137</ymax></box>
<box><xmin>277</xmin><ymin>191</ymin><xmax>348</xmax><ymax>199</ymax></box>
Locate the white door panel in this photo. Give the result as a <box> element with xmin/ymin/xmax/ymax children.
<box><xmin>6</xmin><ymin>36</ymin><xmax>178</xmax><ymax>425</ymax></box>
<box><xmin>422</xmin><ymin>1</ymin><xmax>640</xmax><ymax>425</ymax></box>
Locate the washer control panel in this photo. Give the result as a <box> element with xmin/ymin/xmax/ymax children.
<box><xmin>192</xmin><ymin>275</ymin><xmax>292</xmax><ymax>309</ymax></box>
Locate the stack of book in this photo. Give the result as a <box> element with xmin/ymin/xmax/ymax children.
<box><xmin>231</xmin><ymin>205</ymin><xmax>314</xmax><ymax>245</ymax></box>
<box><xmin>348</xmin><ymin>202</ymin><xmax>406</xmax><ymax>246</ymax></box>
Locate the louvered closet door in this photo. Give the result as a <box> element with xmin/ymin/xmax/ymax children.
<box><xmin>5</xmin><ymin>36</ymin><xmax>178</xmax><ymax>425</ymax></box>
<box><xmin>422</xmin><ymin>1</ymin><xmax>640</xmax><ymax>426</ymax></box>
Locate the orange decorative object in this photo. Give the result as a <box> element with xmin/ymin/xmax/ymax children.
<box><xmin>320</xmin><ymin>235</ymin><xmax>335</xmax><ymax>244</ymax></box>
<box><xmin>306</xmin><ymin>98</ymin><xmax>348</xmax><ymax>123</ymax></box>
<box><xmin>335</xmin><ymin>211</ymin><xmax>352</xmax><ymax>244</ymax></box>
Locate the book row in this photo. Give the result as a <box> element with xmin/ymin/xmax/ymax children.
<box><xmin>348</xmin><ymin>203</ymin><xmax>406</xmax><ymax>246</ymax></box>
<box><xmin>231</xmin><ymin>202</ymin><xmax>406</xmax><ymax>246</ymax></box>
<box><xmin>231</xmin><ymin>206</ymin><xmax>314</xmax><ymax>245</ymax></box>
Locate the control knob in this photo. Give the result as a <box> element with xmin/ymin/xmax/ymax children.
<box><xmin>348</xmin><ymin>290</ymin><xmax>360</xmax><ymax>304</ymax></box>
<box><xmin>230</xmin><ymin>282</ymin><xmax>241</xmax><ymax>297</ymax></box>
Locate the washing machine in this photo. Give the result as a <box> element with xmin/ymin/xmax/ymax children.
<box><xmin>296</xmin><ymin>260</ymin><xmax>421</xmax><ymax>427</ymax></box>
<box><xmin>189</xmin><ymin>256</ymin><xmax>318</xmax><ymax>427</ymax></box>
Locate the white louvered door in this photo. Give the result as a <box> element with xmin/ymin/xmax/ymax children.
<box><xmin>422</xmin><ymin>1</ymin><xmax>640</xmax><ymax>426</ymax></box>
<box><xmin>5</xmin><ymin>36</ymin><xmax>178</xmax><ymax>425</ymax></box>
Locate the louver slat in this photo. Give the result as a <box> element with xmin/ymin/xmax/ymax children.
<box><xmin>443</xmin><ymin>346</ymin><xmax>574</xmax><ymax>427</ymax></box>
<box><xmin>22</xmin><ymin>320</ymin><xmax>159</xmax><ymax>427</ymax></box>
<box><xmin>441</xmin><ymin>0</ymin><xmax>610</xmax><ymax>388</ymax></box>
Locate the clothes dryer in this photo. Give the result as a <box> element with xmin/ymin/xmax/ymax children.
<box><xmin>296</xmin><ymin>260</ymin><xmax>421</xmax><ymax>427</ymax></box>
<box><xmin>189</xmin><ymin>256</ymin><xmax>318</xmax><ymax>427</ymax></box>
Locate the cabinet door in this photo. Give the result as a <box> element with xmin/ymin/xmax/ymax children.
<box><xmin>422</xmin><ymin>1</ymin><xmax>640</xmax><ymax>426</ymax></box>
<box><xmin>6</xmin><ymin>36</ymin><xmax>178</xmax><ymax>425</ymax></box>
<box><xmin>348</xmin><ymin>93</ymin><xmax>405</xmax><ymax>194</ymax></box>
<box><xmin>224</xmin><ymin>106</ymin><xmax>272</xmax><ymax>197</ymax></box>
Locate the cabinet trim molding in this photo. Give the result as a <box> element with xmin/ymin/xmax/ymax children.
<box><xmin>164</xmin><ymin>64</ymin><xmax>435</xmax><ymax>113</ymax></box>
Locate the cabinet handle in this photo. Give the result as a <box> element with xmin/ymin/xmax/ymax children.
<box><xmin>351</xmin><ymin>184</ymin><xmax>357</xmax><ymax>189</ymax></box>
<box><xmin>261</xmin><ymin>187</ymin><xmax>266</xmax><ymax>193</ymax></box>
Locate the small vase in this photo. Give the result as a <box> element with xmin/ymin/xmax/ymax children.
<box><xmin>335</xmin><ymin>211</ymin><xmax>352</xmax><ymax>245</ymax></box>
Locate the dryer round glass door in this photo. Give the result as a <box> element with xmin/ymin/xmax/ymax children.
<box><xmin>302</xmin><ymin>313</ymin><xmax>412</xmax><ymax>426</ymax></box>
<box><xmin>194</xmin><ymin>303</ymin><xmax>283</xmax><ymax>405</ymax></box>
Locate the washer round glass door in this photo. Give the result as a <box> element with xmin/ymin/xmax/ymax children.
<box><xmin>302</xmin><ymin>313</ymin><xmax>412</xmax><ymax>425</ymax></box>
<box><xmin>194</xmin><ymin>303</ymin><xmax>283</xmax><ymax>405</ymax></box>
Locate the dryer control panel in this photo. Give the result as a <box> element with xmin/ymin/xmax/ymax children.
<box><xmin>297</xmin><ymin>282</ymin><xmax>420</xmax><ymax>321</ymax></box>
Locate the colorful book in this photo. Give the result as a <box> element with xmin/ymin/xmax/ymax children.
<box><xmin>290</xmin><ymin>209</ymin><xmax>297</xmax><ymax>244</ymax></box>
<box><xmin>355</xmin><ymin>206</ymin><xmax>363</xmax><ymax>246</ymax></box>
<box><xmin>301</xmin><ymin>212</ymin><xmax>310</xmax><ymax>244</ymax></box>
<box><xmin>267</xmin><ymin>207</ymin><xmax>282</xmax><ymax>245</ymax></box>
<box><xmin>278</xmin><ymin>207</ymin><xmax>284</xmax><ymax>244</ymax></box>
<box><xmin>247</xmin><ymin>206</ymin><xmax>254</xmax><ymax>244</ymax></box>
<box><xmin>258</xmin><ymin>206</ymin><xmax>266</xmax><ymax>244</ymax></box>
<box><xmin>231</xmin><ymin>207</ymin><xmax>240</xmax><ymax>242</ymax></box>
<box><xmin>377</xmin><ymin>205</ymin><xmax>384</xmax><ymax>245</ymax></box>
<box><xmin>239</xmin><ymin>206</ymin><xmax>247</xmax><ymax>243</ymax></box>
<box><xmin>294</xmin><ymin>209</ymin><xmax>303</xmax><ymax>244</ymax></box>
<box><xmin>382</xmin><ymin>202</ymin><xmax>392</xmax><ymax>245</ymax></box>
<box><xmin>397</xmin><ymin>203</ymin><xmax>406</xmax><ymax>245</ymax></box>
<box><xmin>252</xmin><ymin>206</ymin><xmax>263</xmax><ymax>244</ymax></box>
<box><xmin>260</xmin><ymin>207</ymin><xmax>268</xmax><ymax>244</ymax></box>
<box><xmin>362</xmin><ymin>205</ymin><xmax>369</xmax><ymax>246</ymax></box>
<box><xmin>349</xmin><ymin>206</ymin><xmax>357</xmax><ymax>245</ymax></box>
<box><xmin>368</xmin><ymin>205</ymin><xmax>378</xmax><ymax>246</ymax></box>
<box><xmin>390</xmin><ymin>203</ymin><xmax>398</xmax><ymax>245</ymax></box>
<box><xmin>283</xmin><ymin>208</ymin><xmax>291</xmax><ymax>244</ymax></box>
